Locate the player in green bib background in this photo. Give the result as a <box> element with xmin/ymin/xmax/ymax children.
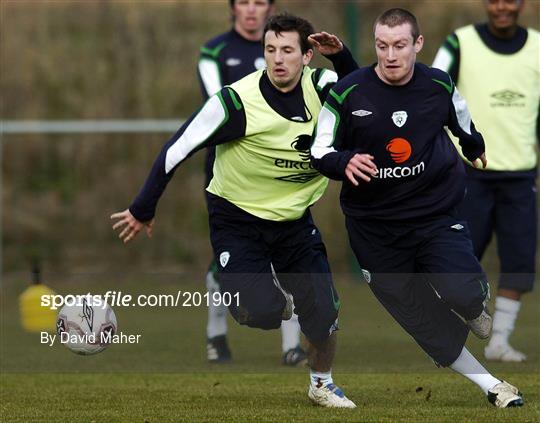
<box><xmin>433</xmin><ymin>0</ymin><xmax>539</xmax><ymax>363</ymax></box>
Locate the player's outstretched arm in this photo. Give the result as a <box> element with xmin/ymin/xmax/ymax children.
<box><xmin>111</xmin><ymin>209</ymin><xmax>154</xmax><ymax>244</ymax></box>
<box><xmin>310</xmin><ymin>32</ymin><xmax>358</xmax><ymax>80</ymax></box>
<box><xmin>125</xmin><ymin>87</ymin><xmax>246</xmax><ymax>224</ymax></box>
<box><xmin>308</xmin><ymin>32</ymin><xmax>343</xmax><ymax>55</ymax></box>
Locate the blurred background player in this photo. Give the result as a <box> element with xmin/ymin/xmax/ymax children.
<box><xmin>197</xmin><ymin>0</ymin><xmax>307</xmax><ymax>366</ymax></box>
<box><xmin>433</xmin><ymin>0</ymin><xmax>540</xmax><ymax>362</ymax></box>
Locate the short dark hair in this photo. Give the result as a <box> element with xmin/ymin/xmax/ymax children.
<box><xmin>374</xmin><ymin>8</ymin><xmax>421</xmax><ymax>42</ymax></box>
<box><xmin>263</xmin><ymin>13</ymin><xmax>315</xmax><ymax>54</ymax></box>
<box><xmin>229</xmin><ymin>0</ymin><xmax>275</xmax><ymax>7</ymax></box>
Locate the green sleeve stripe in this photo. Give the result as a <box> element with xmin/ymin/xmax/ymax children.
<box><xmin>323</xmin><ymin>101</ymin><xmax>341</xmax><ymax>145</ymax></box>
<box><xmin>446</xmin><ymin>34</ymin><xmax>459</xmax><ymax>50</ymax></box>
<box><xmin>329</xmin><ymin>90</ymin><xmax>340</xmax><ymax>104</ymax></box>
<box><xmin>432</xmin><ymin>78</ymin><xmax>453</xmax><ymax>94</ymax></box>
<box><xmin>329</xmin><ymin>84</ymin><xmax>358</xmax><ymax>105</ymax></box>
<box><xmin>227</xmin><ymin>88</ymin><xmax>243</xmax><ymax>111</ymax></box>
<box><xmin>200</xmin><ymin>41</ymin><xmax>227</xmax><ymax>59</ymax></box>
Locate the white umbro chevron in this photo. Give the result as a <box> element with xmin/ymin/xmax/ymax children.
<box><xmin>352</xmin><ymin>109</ymin><xmax>372</xmax><ymax>117</ymax></box>
<box><xmin>451</xmin><ymin>224</ymin><xmax>464</xmax><ymax>230</ymax></box>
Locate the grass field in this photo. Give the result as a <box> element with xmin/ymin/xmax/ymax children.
<box><xmin>1</xmin><ymin>273</ymin><xmax>539</xmax><ymax>421</ymax></box>
<box><xmin>2</xmin><ymin>373</ymin><xmax>539</xmax><ymax>422</ymax></box>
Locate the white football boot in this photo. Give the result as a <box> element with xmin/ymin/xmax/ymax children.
<box><xmin>280</xmin><ymin>291</ymin><xmax>293</xmax><ymax>321</ymax></box>
<box><xmin>487</xmin><ymin>381</ymin><xmax>524</xmax><ymax>408</ymax></box>
<box><xmin>308</xmin><ymin>383</ymin><xmax>356</xmax><ymax>408</ymax></box>
<box><xmin>466</xmin><ymin>307</ymin><xmax>492</xmax><ymax>339</ymax></box>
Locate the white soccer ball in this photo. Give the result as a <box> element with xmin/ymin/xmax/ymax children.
<box><xmin>56</xmin><ymin>298</ymin><xmax>117</xmax><ymax>355</ymax></box>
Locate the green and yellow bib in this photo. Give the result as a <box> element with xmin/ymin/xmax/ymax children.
<box><xmin>207</xmin><ymin>67</ymin><xmax>328</xmax><ymax>221</ymax></box>
<box><xmin>454</xmin><ymin>25</ymin><xmax>540</xmax><ymax>171</ymax></box>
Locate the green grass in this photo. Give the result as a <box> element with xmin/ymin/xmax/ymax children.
<box><xmin>1</xmin><ymin>274</ymin><xmax>539</xmax><ymax>421</ymax></box>
<box><xmin>2</xmin><ymin>373</ymin><xmax>539</xmax><ymax>422</ymax></box>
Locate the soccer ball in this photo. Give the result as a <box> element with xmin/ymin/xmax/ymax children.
<box><xmin>56</xmin><ymin>298</ymin><xmax>117</xmax><ymax>355</ymax></box>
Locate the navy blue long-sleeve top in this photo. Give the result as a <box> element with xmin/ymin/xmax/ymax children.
<box><xmin>311</xmin><ymin>63</ymin><xmax>485</xmax><ymax>220</ymax></box>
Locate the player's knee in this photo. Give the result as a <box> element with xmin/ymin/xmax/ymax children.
<box><xmin>298</xmin><ymin>301</ymin><xmax>339</xmax><ymax>343</ymax></box>
<box><xmin>230</xmin><ymin>301</ymin><xmax>284</xmax><ymax>330</ymax></box>
<box><xmin>244</xmin><ymin>309</ymin><xmax>283</xmax><ymax>330</ymax></box>
<box><xmin>448</xmin><ymin>276</ymin><xmax>489</xmax><ymax>319</ymax></box>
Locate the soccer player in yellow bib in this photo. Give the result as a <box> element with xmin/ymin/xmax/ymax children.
<box><xmin>198</xmin><ymin>0</ymin><xmax>309</xmax><ymax>368</ymax></box>
<box><xmin>433</xmin><ymin>0</ymin><xmax>539</xmax><ymax>363</ymax></box>
<box><xmin>112</xmin><ymin>13</ymin><xmax>358</xmax><ymax>408</ymax></box>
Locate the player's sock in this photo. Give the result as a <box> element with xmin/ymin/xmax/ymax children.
<box><xmin>487</xmin><ymin>296</ymin><xmax>521</xmax><ymax>348</ymax></box>
<box><xmin>207</xmin><ymin>304</ymin><xmax>228</xmax><ymax>338</ymax></box>
<box><xmin>310</xmin><ymin>370</ymin><xmax>333</xmax><ymax>389</ymax></box>
<box><xmin>281</xmin><ymin>313</ymin><xmax>300</xmax><ymax>352</ymax></box>
<box><xmin>450</xmin><ymin>346</ymin><xmax>500</xmax><ymax>394</ymax></box>
<box><xmin>206</xmin><ymin>270</ymin><xmax>227</xmax><ymax>338</ymax></box>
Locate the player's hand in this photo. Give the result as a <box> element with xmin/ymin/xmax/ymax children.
<box><xmin>308</xmin><ymin>32</ymin><xmax>343</xmax><ymax>56</ymax></box>
<box><xmin>345</xmin><ymin>154</ymin><xmax>377</xmax><ymax>186</ymax></box>
<box><xmin>110</xmin><ymin>209</ymin><xmax>154</xmax><ymax>244</ymax></box>
<box><xmin>471</xmin><ymin>152</ymin><xmax>487</xmax><ymax>169</ymax></box>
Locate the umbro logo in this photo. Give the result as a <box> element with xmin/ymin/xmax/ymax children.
<box><xmin>226</xmin><ymin>58</ymin><xmax>241</xmax><ymax>66</ymax></box>
<box><xmin>352</xmin><ymin>109</ymin><xmax>372</xmax><ymax>117</ymax></box>
<box><xmin>490</xmin><ymin>90</ymin><xmax>524</xmax><ymax>104</ymax></box>
<box><xmin>275</xmin><ymin>172</ymin><xmax>319</xmax><ymax>183</ymax></box>
<box><xmin>490</xmin><ymin>90</ymin><xmax>525</xmax><ymax>108</ymax></box>
<box><xmin>451</xmin><ymin>224</ymin><xmax>464</xmax><ymax>230</ymax></box>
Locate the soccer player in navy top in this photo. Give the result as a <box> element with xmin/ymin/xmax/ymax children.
<box><xmin>198</xmin><ymin>0</ymin><xmax>308</xmax><ymax>367</ymax></box>
<box><xmin>311</xmin><ymin>8</ymin><xmax>523</xmax><ymax>408</ymax></box>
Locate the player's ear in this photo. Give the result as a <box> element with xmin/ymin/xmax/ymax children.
<box><xmin>414</xmin><ymin>35</ymin><xmax>424</xmax><ymax>54</ymax></box>
<box><xmin>303</xmin><ymin>48</ymin><xmax>314</xmax><ymax>65</ymax></box>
